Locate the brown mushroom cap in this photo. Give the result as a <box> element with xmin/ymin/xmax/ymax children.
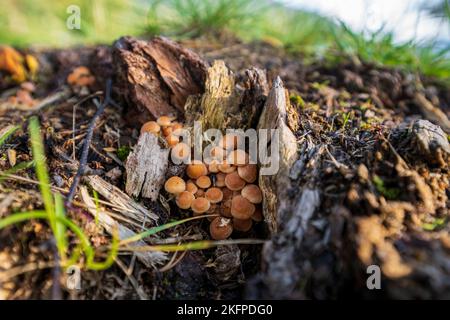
<box><xmin>191</xmin><ymin>197</ymin><xmax>211</xmax><ymax>214</ymax></box>
<box><xmin>206</xmin><ymin>203</ymin><xmax>217</xmax><ymax>214</ymax></box>
<box><xmin>186</xmin><ymin>180</ymin><xmax>198</xmax><ymax>194</ymax></box>
<box><xmin>187</xmin><ymin>162</ymin><xmax>208</xmax><ymax>179</ymax></box>
<box><xmin>226</xmin><ymin>149</ymin><xmax>249</xmax><ymax>166</ymax></box>
<box><xmin>225</xmin><ymin>172</ymin><xmax>246</xmax><ymax>191</ymax></box>
<box><xmin>195</xmin><ymin>188</ymin><xmax>205</xmax><ymax>197</ymax></box>
<box><xmin>215</xmin><ymin>172</ymin><xmax>226</xmax><ymax>187</ymax></box>
<box><xmin>241</xmin><ymin>184</ymin><xmax>262</xmax><ymax>204</ymax></box>
<box><xmin>233</xmin><ymin>218</ymin><xmax>253</xmax><ymax>232</ymax></box>
<box><xmin>196</xmin><ymin>175</ymin><xmax>211</xmax><ymax>189</ymax></box>
<box><xmin>205</xmin><ymin>187</ymin><xmax>223</xmax><ymax>203</ymax></box>
<box><xmin>252</xmin><ymin>206</ymin><xmax>263</xmax><ymax>222</ymax></box>
<box><xmin>164</xmin><ymin>176</ymin><xmax>186</xmax><ymax>194</ymax></box>
<box><xmin>209</xmin><ymin>217</ymin><xmax>233</xmax><ymax>240</ymax></box>
<box><xmin>171</xmin><ymin>142</ymin><xmax>190</xmax><ymax>162</ymax></box>
<box><xmin>140</xmin><ymin>121</ymin><xmax>160</xmax><ymax>134</ymax></box>
<box><xmin>175</xmin><ymin>191</ymin><xmax>195</xmax><ymax>209</ymax></box>
<box><xmin>220</xmin><ymin>199</ymin><xmax>232</xmax><ymax>218</ymax></box>
<box><xmin>221</xmin><ymin>188</ymin><xmax>233</xmax><ymax>201</ymax></box>
<box><xmin>218</xmin><ymin>161</ymin><xmax>236</xmax><ymax>173</ymax></box>
<box><xmin>231</xmin><ymin>195</ymin><xmax>255</xmax><ymax>219</ymax></box>
<box><xmin>237</xmin><ymin>164</ymin><xmax>257</xmax><ymax>183</ymax></box>
<box><xmin>157</xmin><ymin>116</ymin><xmax>174</xmax><ymax>127</ymax></box>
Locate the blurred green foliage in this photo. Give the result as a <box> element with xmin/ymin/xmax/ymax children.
<box><xmin>0</xmin><ymin>0</ymin><xmax>448</xmax><ymax>81</ymax></box>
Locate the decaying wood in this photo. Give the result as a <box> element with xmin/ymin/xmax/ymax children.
<box><xmin>256</xmin><ymin>77</ymin><xmax>298</xmax><ymax>234</ymax></box>
<box><xmin>80</xmin><ymin>186</ymin><xmax>167</xmax><ymax>268</ymax></box>
<box><xmin>191</xmin><ymin>60</ymin><xmax>269</xmax><ymax>131</ymax></box>
<box><xmin>411</xmin><ymin>119</ymin><xmax>450</xmax><ymax>166</ymax></box>
<box><xmin>125</xmin><ymin>132</ymin><xmax>170</xmax><ymax>201</ymax></box>
<box><xmin>113</xmin><ymin>36</ymin><xmax>208</xmax><ymax>123</ymax></box>
<box><xmin>84</xmin><ymin>175</ymin><xmax>158</xmax><ymax>223</ymax></box>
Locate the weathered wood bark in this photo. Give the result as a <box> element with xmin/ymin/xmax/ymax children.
<box><xmin>125</xmin><ymin>132</ymin><xmax>170</xmax><ymax>201</ymax></box>
<box><xmin>256</xmin><ymin>77</ymin><xmax>298</xmax><ymax>234</ymax></box>
<box><xmin>414</xmin><ymin>93</ymin><xmax>450</xmax><ymax>133</ymax></box>
<box><xmin>113</xmin><ymin>36</ymin><xmax>208</xmax><ymax>123</ymax></box>
<box><xmin>85</xmin><ymin>175</ymin><xmax>159</xmax><ymax>223</ymax></box>
<box><xmin>187</xmin><ymin>60</ymin><xmax>269</xmax><ymax>131</ymax></box>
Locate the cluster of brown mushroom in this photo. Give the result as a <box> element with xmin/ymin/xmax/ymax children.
<box><xmin>163</xmin><ymin>134</ymin><xmax>263</xmax><ymax>240</ymax></box>
<box><xmin>140</xmin><ymin>116</ymin><xmax>184</xmax><ymax>148</ymax></box>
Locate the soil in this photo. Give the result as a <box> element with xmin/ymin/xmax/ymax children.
<box><xmin>0</xmin><ymin>36</ymin><xmax>449</xmax><ymax>300</ymax></box>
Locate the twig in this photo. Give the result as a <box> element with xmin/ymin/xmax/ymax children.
<box><xmin>66</xmin><ymin>79</ymin><xmax>113</xmax><ymax>206</ymax></box>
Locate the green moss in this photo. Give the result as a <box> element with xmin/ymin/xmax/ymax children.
<box><xmin>372</xmin><ymin>175</ymin><xmax>401</xmax><ymax>200</ymax></box>
<box><xmin>117</xmin><ymin>146</ymin><xmax>131</xmax><ymax>161</ymax></box>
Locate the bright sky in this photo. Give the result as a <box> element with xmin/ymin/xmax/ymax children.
<box><xmin>279</xmin><ymin>0</ymin><xmax>449</xmax><ymax>45</ymax></box>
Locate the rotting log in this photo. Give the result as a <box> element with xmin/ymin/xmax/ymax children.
<box><xmin>187</xmin><ymin>60</ymin><xmax>269</xmax><ymax>131</ymax></box>
<box><xmin>113</xmin><ymin>36</ymin><xmax>208</xmax><ymax>124</ymax></box>
<box><xmin>125</xmin><ymin>132</ymin><xmax>170</xmax><ymax>201</ymax></box>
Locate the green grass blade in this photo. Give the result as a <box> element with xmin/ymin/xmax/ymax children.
<box><xmin>120</xmin><ymin>238</ymin><xmax>266</xmax><ymax>252</ymax></box>
<box><xmin>28</xmin><ymin>117</ymin><xmax>55</xmax><ymax>225</ymax></box>
<box><xmin>120</xmin><ymin>214</ymin><xmax>219</xmax><ymax>245</ymax></box>
<box><xmin>54</xmin><ymin>193</ymin><xmax>68</xmax><ymax>260</ymax></box>
<box><xmin>0</xmin><ymin>125</ymin><xmax>20</xmax><ymax>148</ymax></box>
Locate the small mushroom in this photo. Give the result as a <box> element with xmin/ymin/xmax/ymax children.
<box><xmin>186</xmin><ymin>180</ymin><xmax>198</xmax><ymax>194</ymax></box>
<box><xmin>166</xmin><ymin>134</ymin><xmax>179</xmax><ymax>147</ymax></box>
<box><xmin>218</xmin><ymin>161</ymin><xmax>236</xmax><ymax>173</ymax></box>
<box><xmin>237</xmin><ymin>164</ymin><xmax>257</xmax><ymax>183</ymax></box>
<box><xmin>191</xmin><ymin>197</ymin><xmax>211</xmax><ymax>215</ymax></box>
<box><xmin>187</xmin><ymin>161</ymin><xmax>208</xmax><ymax>179</ymax></box>
<box><xmin>207</xmin><ymin>159</ymin><xmax>220</xmax><ymax>173</ymax></box>
<box><xmin>171</xmin><ymin>142</ymin><xmax>190</xmax><ymax>162</ymax></box>
<box><xmin>171</xmin><ymin>122</ymin><xmax>183</xmax><ymax>131</ymax></box>
<box><xmin>195</xmin><ymin>188</ymin><xmax>205</xmax><ymax>197</ymax></box>
<box><xmin>205</xmin><ymin>187</ymin><xmax>223</xmax><ymax>203</ymax></box>
<box><xmin>241</xmin><ymin>184</ymin><xmax>262</xmax><ymax>204</ymax></box>
<box><xmin>140</xmin><ymin>121</ymin><xmax>160</xmax><ymax>134</ymax></box>
<box><xmin>215</xmin><ymin>172</ymin><xmax>226</xmax><ymax>187</ymax></box>
<box><xmin>221</xmin><ymin>188</ymin><xmax>233</xmax><ymax>201</ymax></box>
<box><xmin>225</xmin><ymin>172</ymin><xmax>246</xmax><ymax>191</ymax></box>
<box><xmin>162</xmin><ymin>126</ymin><xmax>173</xmax><ymax>137</ymax></box>
<box><xmin>226</xmin><ymin>149</ymin><xmax>249</xmax><ymax>166</ymax></box>
<box><xmin>209</xmin><ymin>217</ymin><xmax>233</xmax><ymax>240</ymax></box>
<box><xmin>231</xmin><ymin>195</ymin><xmax>255</xmax><ymax>219</ymax></box>
<box><xmin>176</xmin><ymin>191</ymin><xmax>195</xmax><ymax>209</ymax></box>
<box><xmin>196</xmin><ymin>175</ymin><xmax>212</xmax><ymax>189</ymax></box>
<box><xmin>220</xmin><ymin>199</ymin><xmax>233</xmax><ymax>218</ymax></box>
<box><xmin>164</xmin><ymin>176</ymin><xmax>186</xmax><ymax>194</ymax></box>
<box><xmin>233</xmin><ymin>218</ymin><xmax>253</xmax><ymax>232</ymax></box>
<box><xmin>157</xmin><ymin>116</ymin><xmax>174</xmax><ymax>127</ymax></box>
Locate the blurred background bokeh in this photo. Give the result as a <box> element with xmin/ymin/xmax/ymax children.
<box><xmin>0</xmin><ymin>0</ymin><xmax>448</xmax><ymax>80</ymax></box>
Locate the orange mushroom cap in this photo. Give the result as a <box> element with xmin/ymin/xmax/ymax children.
<box><xmin>196</xmin><ymin>175</ymin><xmax>212</xmax><ymax>189</ymax></box>
<box><xmin>187</xmin><ymin>161</ymin><xmax>208</xmax><ymax>179</ymax></box>
<box><xmin>191</xmin><ymin>197</ymin><xmax>211</xmax><ymax>214</ymax></box>
<box><xmin>140</xmin><ymin>121</ymin><xmax>160</xmax><ymax>135</ymax></box>
<box><xmin>233</xmin><ymin>218</ymin><xmax>253</xmax><ymax>232</ymax></box>
<box><xmin>205</xmin><ymin>187</ymin><xmax>223</xmax><ymax>203</ymax></box>
<box><xmin>164</xmin><ymin>176</ymin><xmax>186</xmax><ymax>194</ymax></box>
<box><xmin>175</xmin><ymin>191</ymin><xmax>195</xmax><ymax>209</ymax></box>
